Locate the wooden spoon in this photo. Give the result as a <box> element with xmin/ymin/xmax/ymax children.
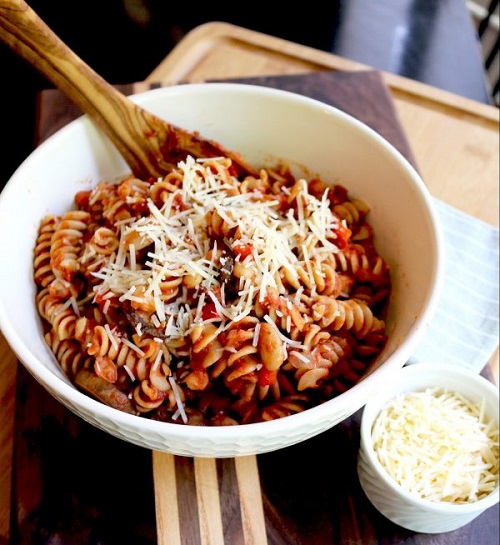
<box><xmin>0</xmin><ymin>0</ymin><xmax>257</xmax><ymax>179</ymax></box>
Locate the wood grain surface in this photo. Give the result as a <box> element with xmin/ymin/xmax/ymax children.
<box><xmin>6</xmin><ymin>69</ymin><xmax>498</xmax><ymax>545</ymax></box>
<box><xmin>1</xmin><ymin>21</ymin><xmax>499</xmax><ymax>545</ymax></box>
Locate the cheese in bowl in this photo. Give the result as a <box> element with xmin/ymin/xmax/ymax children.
<box><xmin>372</xmin><ymin>387</ymin><xmax>499</xmax><ymax>504</ymax></box>
<box><xmin>358</xmin><ymin>362</ymin><xmax>499</xmax><ymax>533</ymax></box>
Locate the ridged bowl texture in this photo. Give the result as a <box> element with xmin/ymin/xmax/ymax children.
<box><xmin>357</xmin><ymin>362</ymin><xmax>499</xmax><ymax>533</ymax></box>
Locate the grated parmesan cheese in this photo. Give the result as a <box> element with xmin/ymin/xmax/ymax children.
<box><xmin>169</xmin><ymin>375</ymin><xmax>187</xmax><ymax>423</ymax></box>
<box><xmin>371</xmin><ymin>387</ymin><xmax>499</xmax><ymax>504</ymax></box>
<box><xmin>93</xmin><ymin>155</ymin><xmax>342</xmax><ymax>349</ymax></box>
<box><xmin>104</xmin><ymin>324</ymin><xmax>119</xmax><ymax>351</ymax></box>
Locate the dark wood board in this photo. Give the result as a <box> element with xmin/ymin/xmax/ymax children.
<box><xmin>11</xmin><ymin>70</ymin><xmax>499</xmax><ymax>545</ymax></box>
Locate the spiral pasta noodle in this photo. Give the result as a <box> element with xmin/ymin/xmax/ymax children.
<box><xmin>33</xmin><ymin>154</ymin><xmax>391</xmax><ymax>425</ymax></box>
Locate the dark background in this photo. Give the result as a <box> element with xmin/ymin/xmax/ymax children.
<box><xmin>0</xmin><ymin>0</ymin><xmax>490</xmax><ymax>188</ymax></box>
<box><xmin>1</xmin><ymin>0</ymin><xmax>343</xmax><ymax>186</ymax></box>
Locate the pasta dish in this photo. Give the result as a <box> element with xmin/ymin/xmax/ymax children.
<box><xmin>33</xmin><ymin>155</ymin><xmax>391</xmax><ymax>425</ymax></box>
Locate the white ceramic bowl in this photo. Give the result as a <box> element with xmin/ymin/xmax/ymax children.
<box><xmin>357</xmin><ymin>362</ymin><xmax>499</xmax><ymax>533</ymax></box>
<box><xmin>0</xmin><ymin>83</ymin><xmax>444</xmax><ymax>457</ymax></box>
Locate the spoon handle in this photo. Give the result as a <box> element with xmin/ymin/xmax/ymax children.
<box><xmin>0</xmin><ymin>0</ymin><xmax>256</xmax><ymax>179</ymax></box>
<box><xmin>0</xmin><ymin>0</ymin><xmax>169</xmax><ymax>178</ymax></box>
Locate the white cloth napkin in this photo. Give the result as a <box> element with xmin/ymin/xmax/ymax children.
<box><xmin>408</xmin><ymin>198</ymin><xmax>499</xmax><ymax>373</ymax></box>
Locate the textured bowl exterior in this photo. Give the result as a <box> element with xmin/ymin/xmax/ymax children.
<box><xmin>0</xmin><ymin>84</ymin><xmax>445</xmax><ymax>457</ymax></box>
<box><xmin>357</xmin><ymin>363</ymin><xmax>500</xmax><ymax>533</ymax></box>
<box><xmin>358</xmin><ymin>444</ymin><xmax>490</xmax><ymax>533</ymax></box>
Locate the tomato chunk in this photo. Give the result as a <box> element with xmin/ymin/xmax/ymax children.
<box><xmin>258</xmin><ymin>368</ymin><xmax>278</xmax><ymax>387</ymax></box>
<box><xmin>233</xmin><ymin>243</ymin><xmax>254</xmax><ymax>260</ymax></box>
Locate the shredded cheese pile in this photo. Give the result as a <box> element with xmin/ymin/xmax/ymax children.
<box><xmin>93</xmin><ymin>155</ymin><xmax>342</xmax><ymax>341</ymax></box>
<box><xmin>371</xmin><ymin>387</ymin><xmax>499</xmax><ymax>503</ymax></box>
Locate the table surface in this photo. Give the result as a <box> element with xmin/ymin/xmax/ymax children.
<box><xmin>0</xmin><ymin>21</ymin><xmax>499</xmax><ymax>545</ymax></box>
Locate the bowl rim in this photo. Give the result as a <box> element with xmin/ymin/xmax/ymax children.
<box><xmin>0</xmin><ymin>82</ymin><xmax>446</xmax><ymax>448</ymax></box>
<box><xmin>359</xmin><ymin>361</ymin><xmax>500</xmax><ymax>512</ymax></box>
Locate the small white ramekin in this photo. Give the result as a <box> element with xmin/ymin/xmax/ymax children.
<box><xmin>357</xmin><ymin>362</ymin><xmax>499</xmax><ymax>533</ymax></box>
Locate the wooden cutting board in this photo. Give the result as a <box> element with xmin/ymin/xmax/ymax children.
<box><xmin>10</xmin><ymin>69</ymin><xmax>498</xmax><ymax>545</ymax></box>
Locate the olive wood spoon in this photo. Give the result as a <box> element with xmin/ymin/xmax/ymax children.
<box><xmin>0</xmin><ymin>0</ymin><xmax>257</xmax><ymax>179</ymax></box>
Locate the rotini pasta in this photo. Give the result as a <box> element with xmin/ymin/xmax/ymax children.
<box><xmin>33</xmin><ymin>154</ymin><xmax>391</xmax><ymax>425</ymax></box>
